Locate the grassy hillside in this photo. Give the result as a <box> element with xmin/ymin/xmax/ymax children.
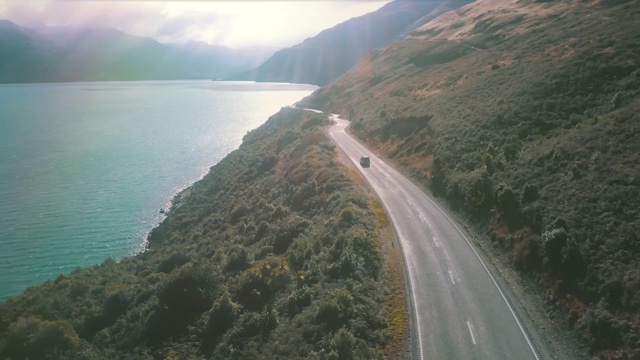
<box><xmin>0</xmin><ymin>108</ymin><xmax>404</xmax><ymax>359</ymax></box>
<box><xmin>301</xmin><ymin>0</ymin><xmax>640</xmax><ymax>357</ymax></box>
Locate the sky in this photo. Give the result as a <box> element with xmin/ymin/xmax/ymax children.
<box><xmin>0</xmin><ymin>1</ymin><xmax>390</xmax><ymax>49</ymax></box>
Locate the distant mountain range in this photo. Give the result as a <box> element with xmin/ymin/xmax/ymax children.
<box><xmin>0</xmin><ymin>1</ymin><xmax>475</xmax><ymax>85</ymax></box>
<box><xmin>229</xmin><ymin>0</ymin><xmax>475</xmax><ymax>86</ymax></box>
<box><xmin>0</xmin><ymin>20</ymin><xmax>275</xmax><ymax>83</ymax></box>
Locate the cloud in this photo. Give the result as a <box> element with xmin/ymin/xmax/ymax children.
<box><xmin>0</xmin><ymin>2</ymin><xmax>48</xmax><ymax>25</ymax></box>
<box><xmin>0</xmin><ymin>1</ymin><xmax>389</xmax><ymax>48</ymax></box>
<box><xmin>41</xmin><ymin>2</ymin><xmax>167</xmax><ymax>34</ymax></box>
<box><xmin>1</xmin><ymin>2</ymin><xmax>164</xmax><ymax>32</ymax></box>
<box><xmin>153</xmin><ymin>11</ymin><xmax>226</xmax><ymax>45</ymax></box>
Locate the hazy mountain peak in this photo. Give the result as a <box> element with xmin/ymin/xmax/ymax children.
<box><xmin>229</xmin><ymin>0</ymin><xmax>476</xmax><ymax>86</ymax></box>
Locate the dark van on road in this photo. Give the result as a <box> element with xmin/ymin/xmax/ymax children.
<box><xmin>360</xmin><ymin>156</ymin><xmax>370</xmax><ymax>168</ymax></box>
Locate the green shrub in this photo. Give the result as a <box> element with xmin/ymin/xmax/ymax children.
<box><xmin>158</xmin><ymin>252</ymin><xmax>191</xmax><ymax>273</ymax></box>
<box><xmin>521</xmin><ymin>183</ymin><xmax>539</xmax><ymax>204</ymax></box>
<box><xmin>316</xmin><ymin>289</ymin><xmax>354</xmax><ymax>331</ymax></box>
<box><xmin>202</xmin><ymin>292</ymin><xmax>237</xmax><ymax>350</ymax></box>
<box><xmin>230</xmin><ymin>202</ymin><xmax>249</xmax><ymax>224</ymax></box>
<box><xmin>78</xmin><ymin>290</ymin><xmax>131</xmax><ymax>341</ymax></box>
<box><xmin>542</xmin><ymin>228</ymin><xmax>568</xmax><ymax>269</ymax></box>
<box><xmin>583</xmin><ymin>299</ymin><xmax>626</xmax><ymax>352</ymax></box>
<box><xmin>287</xmin><ymin>236</ymin><xmax>313</xmax><ymax>271</ymax></box>
<box><xmin>158</xmin><ymin>264</ymin><xmax>217</xmax><ymax>313</ymax></box>
<box><xmin>483</xmin><ymin>153</ymin><xmax>495</xmax><ymax>174</ymax></box>
<box><xmin>502</xmin><ymin>142</ymin><xmax>520</xmax><ymax>162</ymax></box>
<box><xmin>274</xmin><ymin>216</ymin><xmax>309</xmax><ymax>254</ymax></box>
<box><xmin>228</xmin><ymin>309</ymin><xmax>278</xmax><ymax>345</ymax></box>
<box><xmin>3</xmin><ymin>318</ymin><xmax>80</xmax><ymax>359</ymax></box>
<box><xmin>446</xmin><ymin>169</ymin><xmax>494</xmax><ymax>215</ymax></box>
<box><xmin>257</xmin><ymin>154</ymin><xmax>279</xmax><ymax>175</ymax></box>
<box><xmin>146</xmin><ymin>264</ymin><xmax>218</xmax><ymax>343</ymax></box>
<box><xmin>513</xmin><ymin>233</ymin><xmax>543</xmax><ymax>273</ymax></box>
<box><xmin>329</xmin><ymin>227</ymin><xmax>381</xmax><ymax>280</ymax></box>
<box><xmin>284</xmin><ymin>286</ymin><xmax>312</xmax><ymax>317</ymax></box>
<box><xmin>225</xmin><ymin>245</ymin><xmax>250</xmax><ymax>273</ymax></box>
<box><xmin>496</xmin><ymin>183</ymin><xmax>522</xmax><ymax>226</ymax></box>
<box><xmin>329</xmin><ymin>328</ymin><xmax>357</xmax><ymax>360</ymax></box>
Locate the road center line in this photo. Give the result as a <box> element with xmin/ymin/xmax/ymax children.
<box><xmin>467</xmin><ymin>321</ymin><xmax>477</xmax><ymax>345</ymax></box>
<box><xmin>418</xmin><ymin>212</ymin><xmax>426</xmax><ymax>223</ymax></box>
<box><xmin>430</xmin><ymin>234</ymin><xmax>440</xmax><ymax>248</ymax></box>
<box><xmin>448</xmin><ymin>270</ymin><xmax>456</xmax><ymax>285</ymax></box>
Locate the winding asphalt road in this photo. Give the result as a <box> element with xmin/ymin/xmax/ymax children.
<box><xmin>327</xmin><ymin>114</ymin><xmax>548</xmax><ymax>360</ymax></box>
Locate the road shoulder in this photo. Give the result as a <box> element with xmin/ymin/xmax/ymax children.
<box><xmin>327</xmin><ymin>119</ymin><xmax>411</xmax><ymax>359</ymax></box>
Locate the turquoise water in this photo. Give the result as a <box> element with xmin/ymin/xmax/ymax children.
<box><xmin>0</xmin><ymin>80</ymin><xmax>316</xmax><ymax>301</ymax></box>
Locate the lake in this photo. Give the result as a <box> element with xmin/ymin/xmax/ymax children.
<box><xmin>0</xmin><ymin>80</ymin><xmax>317</xmax><ymax>301</ymax></box>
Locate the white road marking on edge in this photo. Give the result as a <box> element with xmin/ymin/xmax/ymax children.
<box><xmin>467</xmin><ymin>321</ymin><xmax>477</xmax><ymax>345</ymax></box>
<box><xmin>418</xmin><ymin>213</ymin><xmax>440</xmax><ymax>248</ymax></box>
<box><xmin>400</xmin><ymin>173</ymin><xmax>542</xmax><ymax>359</ymax></box>
<box><xmin>448</xmin><ymin>270</ymin><xmax>456</xmax><ymax>285</ymax></box>
<box><xmin>395</xmin><ymin>232</ymin><xmax>426</xmax><ymax>360</ymax></box>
